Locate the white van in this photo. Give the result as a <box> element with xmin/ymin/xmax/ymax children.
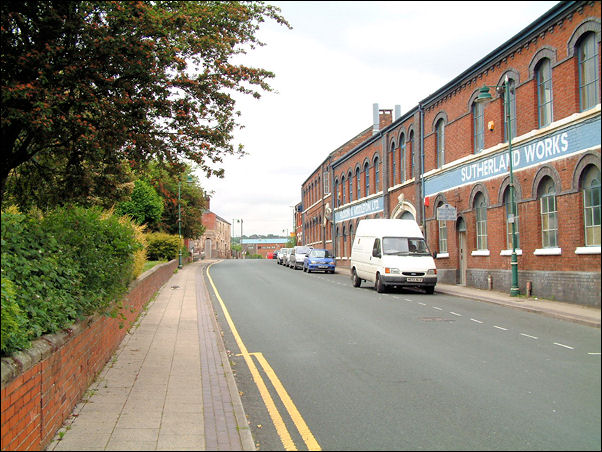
<box><xmin>350</xmin><ymin>219</ymin><xmax>437</xmax><ymax>294</ymax></box>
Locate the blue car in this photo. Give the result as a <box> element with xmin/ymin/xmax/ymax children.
<box><xmin>303</xmin><ymin>249</ymin><xmax>336</xmax><ymax>274</ymax></box>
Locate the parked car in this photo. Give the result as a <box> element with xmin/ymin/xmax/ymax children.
<box><xmin>303</xmin><ymin>248</ymin><xmax>335</xmax><ymax>274</ymax></box>
<box><xmin>281</xmin><ymin>248</ymin><xmax>292</xmax><ymax>266</ymax></box>
<box><xmin>276</xmin><ymin>248</ymin><xmax>286</xmax><ymax>264</ymax></box>
<box><xmin>289</xmin><ymin>245</ymin><xmax>312</xmax><ymax>269</ymax></box>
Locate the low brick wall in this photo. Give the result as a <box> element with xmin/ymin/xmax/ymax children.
<box><xmin>0</xmin><ymin>260</ymin><xmax>178</xmax><ymax>451</ymax></box>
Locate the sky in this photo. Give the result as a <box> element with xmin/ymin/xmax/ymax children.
<box><xmin>196</xmin><ymin>1</ymin><xmax>560</xmax><ymax>237</ymax></box>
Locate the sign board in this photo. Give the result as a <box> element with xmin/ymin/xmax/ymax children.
<box><xmin>437</xmin><ymin>204</ymin><xmax>457</xmax><ymax>221</ymax></box>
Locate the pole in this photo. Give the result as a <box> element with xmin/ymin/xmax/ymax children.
<box><xmin>505</xmin><ymin>76</ymin><xmax>519</xmax><ymax>296</ymax></box>
<box><xmin>178</xmin><ymin>181</ymin><xmax>182</xmax><ymax>269</ymax></box>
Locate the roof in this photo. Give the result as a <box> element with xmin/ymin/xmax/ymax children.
<box><xmin>241</xmin><ymin>238</ymin><xmax>289</xmax><ymax>245</ymax></box>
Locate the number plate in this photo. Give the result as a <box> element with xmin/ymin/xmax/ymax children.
<box><xmin>319</xmin><ymin>265</ymin><xmax>328</xmax><ymax>269</ymax></box>
<box><xmin>406</xmin><ymin>277</ymin><xmax>423</xmax><ymax>282</ymax></box>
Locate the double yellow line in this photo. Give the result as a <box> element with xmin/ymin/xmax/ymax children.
<box><xmin>206</xmin><ymin>264</ymin><xmax>321</xmax><ymax>451</ymax></box>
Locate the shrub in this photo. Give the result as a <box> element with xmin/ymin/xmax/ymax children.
<box><xmin>1</xmin><ymin>206</ymin><xmax>144</xmax><ymax>356</ymax></box>
<box><xmin>145</xmin><ymin>232</ymin><xmax>180</xmax><ymax>261</ymax></box>
<box><xmin>116</xmin><ymin>179</ymin><xmax>164</xmax><ymax>228</ymax></box>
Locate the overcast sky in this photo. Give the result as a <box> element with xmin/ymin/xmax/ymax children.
<box><xmin>196</xmin><ymin>1</ymin><xmax>559</xmax><ymax>237</ymax></box>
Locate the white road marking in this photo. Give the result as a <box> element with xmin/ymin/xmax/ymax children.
<box><xmin>553</xmin><ymin>342</ymin><xmax>574</xmax><ymax>349</ymax></box>
<box><xmin>520</xmin><ymin>333</ymin><xmax>538</xmax><ymax>339</ymax></box>
<box><xmin>433</xmin><ymin>306</ymin><xmax>443</xmax><ymax>311</ymax></box>
<box><xmin>470</xmin><ymin>318</ymin><xmax>483</xmax><ymax>324</ymax></box>
<box><xmin>493</xmin><ymin>325</ymin><xmax>508</xmax><ymax>330</ymax></box>
<box><xmin>450</xmin><ymin>312</ymin><xmax>462</xmax><ymax>316</ymax></box>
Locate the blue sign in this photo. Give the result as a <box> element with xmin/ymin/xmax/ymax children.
<box><xmin>334</xmin><ymin>196</ymin><xmax>384</xmax><ymax>223</ymax></box>
<box><xmin>424</xmin><ymin>116</ymin><xmax>601</xmax><ymax>197</ymax></box>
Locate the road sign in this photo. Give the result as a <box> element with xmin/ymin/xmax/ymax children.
<box><xmin>437</xmin><ymin>203</ymin><xmax>457</xmax><ymax>221</ymax></box>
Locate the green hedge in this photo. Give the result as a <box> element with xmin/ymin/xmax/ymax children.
<box><xmin>1</xmin><ymin>206</ymin><xmax>143</xmax><ymax>356</ymax></box>
<box><xmin>145</xmin><ymin>232</ymin><xmax>181</xmax><ymax>261</ymax></box>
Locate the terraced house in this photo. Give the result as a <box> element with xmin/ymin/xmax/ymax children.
<box><xmin>298</xmin><ymin>1</ymin><xmax>600</xmax><ymax>306</ymax></box>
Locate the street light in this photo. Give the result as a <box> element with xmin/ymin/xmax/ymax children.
<box><xmin>178</xmin><ymin>175</ymin><xmax>194</xmax><ymax>269</ymax></box>
<box><xmin>476</xmin><ymin>75</ymin><xmax>520</xmax><ymax>297</ymax></box>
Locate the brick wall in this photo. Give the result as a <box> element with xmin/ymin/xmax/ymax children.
<box><xmin>0</xmin><ymin>260</ymin><xmax>178</xmax><ymax>451</ymax></box>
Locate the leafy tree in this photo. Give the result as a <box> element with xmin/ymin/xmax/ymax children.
<box><xmin>116</xmin><ymin>179</ymin><xmax>163</xmax><ymax>227</ymax></box>
<box><xmin>1</xmin><ymin>1</ymin><xmax>290</xmax><ymax>202</ymax></box>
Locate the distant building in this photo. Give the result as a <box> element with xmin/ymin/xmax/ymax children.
<box><xmin>241</xmin><ymin>238</ymin><xmax>289</xmax><ymax>259</ymax></box>
<box><xmin>190</xmin><ymin>198</ymin><xmax>231</xmax><ymax>259</ymax></box>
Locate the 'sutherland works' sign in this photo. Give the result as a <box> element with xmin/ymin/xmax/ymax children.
<box><xmin>334</xmin><ymin>196</ymin><xmax>384</xmax><ymax>223</ymax></box>
<box><xmin>424</xmin><ymin>116</ymin><xmax>600</xmax><ymax>197</ymax></box>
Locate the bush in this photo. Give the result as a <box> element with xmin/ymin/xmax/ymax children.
<box><xmin>1</xmin><ymin>207</ymin><xmax>143</xmax><ymax>356</ymax></box>
<box><xmin>145</xmin><ymin>232</ymin><xmax>180</xmax><ymax>261</ymax></box>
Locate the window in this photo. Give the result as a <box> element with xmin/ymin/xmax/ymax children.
<box><xmin>539</xmin><ymin>177</ymin><xmax>558</xmax><ymax>248</ymax></box>
<box><xmin>473</xmin><ymin>101</ymin><xmax>484</xmax><ymax>153</ymax></box>
<box><xmin>356</xmin><ymin>167</ymin><xmax>361</xmax><ymax>199</ymax></box>
<box><xmin>437</xmin><ymin>203</ymin><xmax>448</xmax><ymax>253</ymax></box>
<box><xmin>504</xmin><ymin>188</ymin><xmax>520</xmax><ymax>249</ymax></box>
<box><xmin>391</xmin><ymin>141</ymin><xmax>396</xmax><ymax>186</ymax></box>
<box><xmin>334</xmin><ymin>179</ymin><xmax>339</xmax><ymax>207</ymax></box>
<box><xmin>399</xmin><ymin>134</ymin><xmax>406</xmax><ymax>183</ymax></box>
<box><xmin>348</xmin><ymin>172</ymin><xmax>353</xmax><ymax>202</ymax></box>
<box><xmin>436</xmin><ymin>119</ymin><xmax>445</xmax><ymax>168</ymax></box>
<box><xmin>341</xmin><ymin>175</ymin><xmax>346</xmax><ymax>205</ymax></box>
<box><xmin>583</xmin><ymin>166</ymin><xmax>601</xmax><ymax>246</ymax></box>
<box><xmin>374</xmin><ymin>157</ymin><xmax>380</xmax><ymax>192</ymax></box>
<box><xmin>409</xmin><ymin>131</ymin><xmax>415</xmax><ymax>178</ymax></box>
<box><xmin>475</xmin><ymin>193</ymin><xmax>487</xmax><ymax>250</ymax></box>
<box><xmin>536</xmin><ymin>58</ymin><xmax>553</xmax><ymax>128</ymax></box>
<box><xmin>578</xmin><ymin>32</ymin><xmax>599</xmax><ymax>111</ymax></box>
<box><xmin>504</xmin><ymin>78</ymin><xmax>517</xmax><ymax>140</ymax></box>
<box><xmin>364</xmin><ymin>162</ymin><xmax>370</xmax><ymax>196</ymax></box>
<box><xmin>323</xmin><ymin>171</ymin><xmax>330</xmax><ymax>194</ymax></box>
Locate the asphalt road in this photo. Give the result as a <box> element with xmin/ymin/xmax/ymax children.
<box><xmin>205</xmin><ymin>259</ymin><xmax>601</xmax><ymax>451</ymax></box>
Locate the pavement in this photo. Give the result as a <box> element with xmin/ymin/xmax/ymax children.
<box><xmin>47</xmin><ymin>259</ymin><xmax>600</xmax><ymax>451</ymax></box>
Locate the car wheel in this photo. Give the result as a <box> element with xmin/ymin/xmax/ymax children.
<box><xmin>352</xmin><ymin>269</ymin><xmax>361</xmax><ymax>287</ymax></box>
<box><xmin>375</xmin><ymin>273</ymin><xmax>386</xmax><ymax>293</ymax></box>
<box><xmin>307</xmin><ymin>267</ymin><xmax>311</xmax><ymax>274</ymax></box>
<box><xmin>425</xmin><ymin>286</ymin><xmax>435</xmax><ymax>294</ymax></box>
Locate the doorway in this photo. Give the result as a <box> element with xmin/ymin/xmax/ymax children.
<box><xmin>456</xmin><ymin>217</ymin><xmax>467</xmax><ymax>285</ymax></box>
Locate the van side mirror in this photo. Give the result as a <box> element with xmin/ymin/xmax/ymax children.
<box><xmin>372</xmin><ymin>249</ymin><xmax>381</xmax><ymax>258</ymax></box>
<box><xmin>432</xmin><ymin>251</ymin><xmax>438</xmax><ymax>258</ymax></box>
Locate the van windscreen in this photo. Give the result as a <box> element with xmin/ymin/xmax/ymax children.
<box><xmin>382</xmin><ymin>237</ymin><xmax>430</xmax><ymax>256</ymax></box>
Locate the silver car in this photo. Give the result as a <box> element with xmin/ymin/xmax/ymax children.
<box><xmin>289</xmin><ymin>245</ymin><xmax>312</xmax><ymax>269</ymax></box>
<box><xmin>281</xmin><ymin>248</ymin><xmax>292</xmax><ymax>266</ymax></box>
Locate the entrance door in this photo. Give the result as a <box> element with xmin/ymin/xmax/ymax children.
<box><xmin>456</xmin><ymin>217</ymin><xmax>467</xmax><ymax>285</ymax></box>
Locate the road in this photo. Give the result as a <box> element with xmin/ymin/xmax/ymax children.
<box><xmin>205</xmin><ymin>259</ymin><xmax>601</xmax><ymax>451</ymax></box>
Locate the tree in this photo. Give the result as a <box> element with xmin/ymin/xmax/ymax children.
<box><xmin>116</xmin><ymin>179</ymin><xmax>163</xmax><ymax>228</ymax></box>
<box><xmin>1</xmin><ymin>1</ymin><xmax>290</xmax><ymax>202</ymax></box>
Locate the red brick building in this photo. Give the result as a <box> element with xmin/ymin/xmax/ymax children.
<box><xmin>299</xmin><ymin>1</ymin><xmax>601</xmax><ymax>306</ymax></box>
<box><xmin>189</xmin><ymin>198</ymin><xmax>231</xmax><ymax>259</ymax></box>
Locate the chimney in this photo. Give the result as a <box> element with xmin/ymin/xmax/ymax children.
<box><xmin>204</xmin><ymin>196</ymin><xmax>210</xmax><ymax>211</ymax></box>
<box><xmin>372</xmin><ymin>103</ymin><xmax>379</xmax><ymax>135</ymax></box>
<box><xmin>394</xmin><ymin>105</ymin><xmax>401</xmax><ymax>121</ymax></box>
<box><xmin>379</xmin><ymin>109</ymin><xmax>393</xmax><ymax>130</ymax></box>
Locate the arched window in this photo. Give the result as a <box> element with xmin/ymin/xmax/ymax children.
<box><xmin>342</xmin><ymin>226</ymin><xmax>347</xmax><ymax>258</ymax></box>
<box><xmin>582</xmin><ymin>165</ymin><xmax>601</xmax><ymax>246</ymax></box>
<box><xmin>473</xmin><ymin>101</ymin><xmax>484</xmax><ymax>153</ymax></box>
<box><xmin>409</xmin><ymin>131</ymin><xmax>415</xmax><ymax>178</ymax></box>
<box><xmin>399</xmin><ymin>134</ymin><xmax>406</xmax><ymax>183</ymax></box>
<box><xmin>364</xmin><ymin>162</ymin><xmax>370</xmax><ymax>196</ymax></box>
<box><xmin>437</xmin><ymin>202</ymin><xmax>448</xmax><ymax>253</ymax></box>
<box><xmin>504</xmin><ymin>78</ymin><xmax>517</xmax><ymax>141</ymax></box>
<box><xmin>341</xmin><ymin>175</ymin><xmax>346</xmax><ymax>205</ymax></box>
<box><xmin>436</xmin><ymin>119</ymin><xmax>445</xmax><ymax>168</ymax></box>
<box><xmin>390</xmin><ymin>141</ymin><xmax>396</xmax><ymax>186</ymax></box>
<box><xmin>536</xmin><ymin>58</ymin><xmax>553</xmax><ymax>127</ymax></box>
<box><xmin>374</xmin><ymin>156</ymin><xmax>380</xmax><ymax>192</ymax></box>
<box><xmin>474</xmin><ymin>193</ymin><xmax>487</xmax><ymax>250</ymax></box>
<box><xmin>578</xmin><ymin>32</ymin><xmax>599</xmax><ymax>112</ymax></box>
<box><xmin>334</xmin><ymin>179</ymin><xmax>340</xmax><ymax>208</ymax></box>
<box><xmin>356</xmin><ymin>167</ymin><xmax>361</xmax><ymax>199</ymax></box>
<box><xmin>538</xmin><ymin>177</ymin><xmax>558</xmax><ymax>248</ymax></box>
<box><xmin>348</xmin><ymin>171</ymin><xmax>353</xmax><ymax>202</ymax></box>
<box><xmin>504</xmin><ymin>188</ymin><xmax>520</xmax><ymax>249</ymax></box>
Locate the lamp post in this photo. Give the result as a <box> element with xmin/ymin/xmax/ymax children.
<box><xmin>476</xmin><ymin>75</ymin><xmax>520</xmax><ymax>296</ymax></box>
<box><xmin>178</xmin><ymin>175</ymin><xmax>194</xmax><ymax>269</ymax></box>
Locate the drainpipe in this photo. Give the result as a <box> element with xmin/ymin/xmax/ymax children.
<box><xmin>419</xmin><ymin>102</ymin><xmax>426</xmax><ymax>240</ymax></box>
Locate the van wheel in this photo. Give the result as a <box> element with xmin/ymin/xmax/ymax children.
<box><xmin>352</xmin><ymin>269</ymin><xmax>361</xmax><ymax>287</ymax></box>
<box><xmin>425</xmin><ymin>286</ymin><xmax>435</xmax><ymax>294</ymax></box>
<box><xmin>375</xmin><ymin>274</ymin><xmax>386</xmax><ymax>293</ymax></box>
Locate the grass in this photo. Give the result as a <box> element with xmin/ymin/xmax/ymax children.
<box><xmin>142</xmin><ymin>260</ymin><xmax>166</xmax><ymax>273</ymax></box>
